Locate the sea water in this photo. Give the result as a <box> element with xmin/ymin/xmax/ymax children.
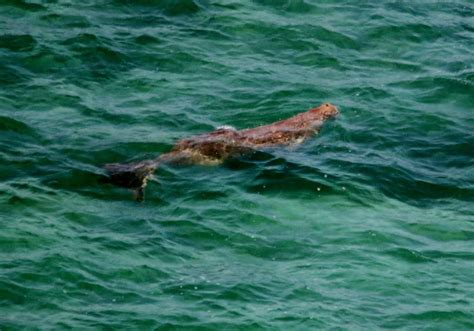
<box><xmin>0</xmin><ymin>1</ymin><xmax>473</xmax><ymax>329</ymax></box>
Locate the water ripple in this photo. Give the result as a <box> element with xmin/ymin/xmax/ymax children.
<box><xmin>1</xmin><ymin>1</ymin><xmax>473</xmax><ymax>329</ymax></box>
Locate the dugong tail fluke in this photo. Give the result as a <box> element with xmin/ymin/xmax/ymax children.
<box><xmin>104</xmin><ymin>160</ymin><xmax>157</xmax><ymax>201</ymax></box>
<box><xmin>103</xmin><ymin>103</ymin><xmax>339</xmax><ymax>200</ymax></box>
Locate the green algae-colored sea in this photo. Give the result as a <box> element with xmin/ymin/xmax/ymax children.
<box><xmin>1</xmin><ymin>1</ymin><xmax>473</xmax><ymax>329</ymax></box>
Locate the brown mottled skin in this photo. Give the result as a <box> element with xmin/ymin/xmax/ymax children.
<box><xmin>104</xmin><ymin>103</ymin><xmax>338</xmax><ymax>200</ymax></box>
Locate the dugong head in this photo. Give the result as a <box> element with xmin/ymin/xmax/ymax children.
<box><xmin>311</xmin><ymin>103</ymin><xmax>339</xmax><ymax>120</ymax></box>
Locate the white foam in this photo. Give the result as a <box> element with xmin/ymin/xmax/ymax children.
<box><xmin>216</xmin><ymin>125</ymin><xmax>236</xmax><ymax>131</ymax></box>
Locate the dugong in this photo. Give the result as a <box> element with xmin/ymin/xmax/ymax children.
<box><xmin>104</xmin><ymin>103</ymin><xmax>338</xmax><ymax>200</ymax></box>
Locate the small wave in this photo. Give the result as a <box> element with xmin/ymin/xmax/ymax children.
<box><xmin>21</xmin><ymin>49</ymin><xmax>71</xmax><ymax>75</ymax></box>
<box><xmin>0</xmin><ymin>34</ymin><xmax>37</xmax><ymax>52</ymax></box>
<box><xmin>384</xmin><ymin>247</ymin><xmax>434</xmax><ymax>263</ymax></box>
<box><xmin>0</xmin><ymin>64</ymin><xmax>30</xmax><ymax>85</ymax></box>
<box><xmin>397</xmin><ymin>310</ymin><xmax>473</xmax><ymax>324</ymax></box>
<box><xmin>2</xmin><ymin>0</ymin><xmax>45</xmax><ymax>11</ymax></box>
<box><xmin>0</xmin><ymin>116</ymin><xmax>35</xmax><ymax>135</ymax></box>
<box><xmin>133</xmin><ymin>34</ymin><xmax>161</xmax><ymax>45</ymax></box>
<box><xmin>39</xmin><ymin>13</ymin><xmax>92</xmax><ymax>28</ymax></box>
<box><xmin>366</xmin><ymin>23</ymin><xmax>442</xmax><ymax>43</ymax></box>
<box><xmin>114</xmin><ymin>0</ymin><xmax>203</xmax><ymax>16</ymax></box>
<box><xmin>254</xmin><ymin>0</ymin><xmax>315</xmax><ymax>13</ymax></box>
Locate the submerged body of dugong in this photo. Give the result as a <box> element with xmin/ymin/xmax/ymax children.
<box><xmin>104</xmin><ymin>103</ymin><xmax>339</xmax><ymax>200</ymax></box>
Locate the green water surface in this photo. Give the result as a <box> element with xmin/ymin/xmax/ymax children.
<box><xmin>0</xmin><ymin>0</ymin><xmax>473</xmax><ymax>329</ymax></box>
